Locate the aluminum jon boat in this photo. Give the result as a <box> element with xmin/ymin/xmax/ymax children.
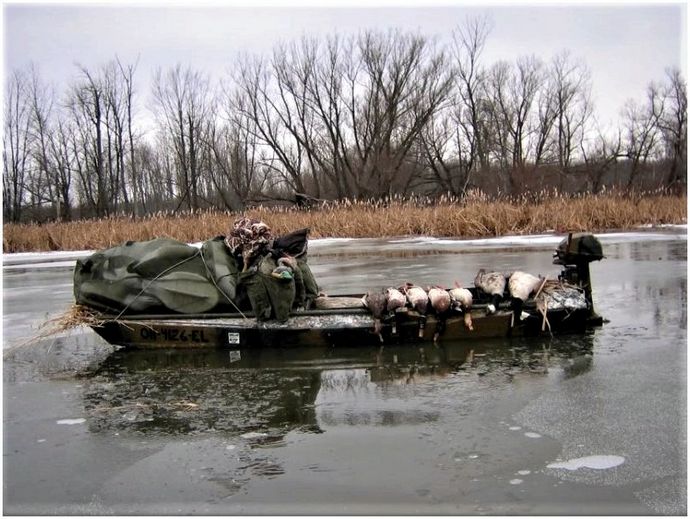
<box><xmin>89</xmin><ymin>233</ymin><xmax>605</xmax><ymax>350</ymax></box>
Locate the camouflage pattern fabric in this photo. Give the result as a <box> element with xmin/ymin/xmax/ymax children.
<box><xmin>224</xmin><ymin>217</ymin><xmax>273</xmax><ymax>269</ymax></box>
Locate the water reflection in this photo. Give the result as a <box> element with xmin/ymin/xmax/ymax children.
<box><xmin>81</xmin><ymin>335</ymin><xmax>595</xmax><ymax>437</ymax></box>
<box><xmin>602</xmin><ymin>239</ymin><xmax>687</xmax><ymax>262</ymax></box>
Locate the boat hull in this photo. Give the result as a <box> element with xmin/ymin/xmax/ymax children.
<box><xmin>86</xmin><ymin>233</ymin><xmax>607</xmax><ymax>350</ymax></box>
<box><xmin>91</xmin><ymin>305</ymin><xmax>599</xmax><ymax>350</ymax></box>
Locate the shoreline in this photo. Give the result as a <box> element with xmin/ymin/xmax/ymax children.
<box><xmin>4</xmin><ymin>193</ymin><xmax>687</xmax><ymax>253</ymax></box>
<box><xmin>3</xmin><ymin>225</ymin><xmax>687</xmax><ymax>265</ymax></box>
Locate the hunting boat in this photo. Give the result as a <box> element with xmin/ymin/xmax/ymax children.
<box><xmin>86</xmin><ymin>233</ymin><xmax>605</xmax><ymax>350</ymax></box>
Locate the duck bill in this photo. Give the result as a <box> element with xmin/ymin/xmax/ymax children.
<box><xmin>242</xmin><ymin>249</ymin><xmax>254</xmax><ymax>272</ymax></box>
<box><xmin>418</xmin><ymin>316</ymin><xmax>426</xmax><ymax>338</ymax></box>
<box><xmin>464</xmin><ymin>312</ymin><xmax>474</xmax><ymax>331</ymax></box>
<box><xmin>374</xmin><ymin>318</ymin><xmax>382</xmax><ymax>336</ymax></box>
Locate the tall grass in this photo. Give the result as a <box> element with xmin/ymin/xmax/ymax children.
<box><xmin>3</xmin><ymin>191</ymin><xmax>686</xmax><ymax>253</ymax></box>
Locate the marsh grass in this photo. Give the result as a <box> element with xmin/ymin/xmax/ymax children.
<box><xmin>3</xmin><ymin>191</ymin><xmax>686</xmax><ymax>253</ymax></box>
<box><xmin>6</xmin><ymin>304</ymin><xmax>110</xmax><ymax>348</ymax></box>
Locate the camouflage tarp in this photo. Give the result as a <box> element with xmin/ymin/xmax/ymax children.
<box><xmin>73</xmin><ymin>234</ymin><xmax>319</xmax><ymax>319</ymax></box>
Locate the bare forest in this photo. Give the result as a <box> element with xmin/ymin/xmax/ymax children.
<box><xmin>3</xmin><ymin>19</ymin><xmax>687</xmax><ymax>224</ymax></box>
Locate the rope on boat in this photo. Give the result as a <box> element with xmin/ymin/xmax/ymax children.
<box><xmin>112</xmin><ymin>252</ymin><xmax>203</xmax><ymax>321</ymax></box>
<box><xmin>198</xmin><ymin>247</ymin><xmax>249</xmax><ymax>321</ymax></box>
<box><xmin>111</xmin><ymin>247</ymin><xmax>250</xmax><ymax>322</ymax></box>
<box><xmin>533</xmin><ymin>278</ymin><xmax>586</xmax><ymax>336</ymax></box>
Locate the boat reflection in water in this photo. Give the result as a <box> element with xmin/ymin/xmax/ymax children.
<box><xmin>81</xmin><ymin>334</ymin><xmax>595</xmax><ymax>437</ymax></box>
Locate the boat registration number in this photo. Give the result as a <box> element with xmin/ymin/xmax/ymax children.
<box><xmin>139</xmin><ymin>327</ymin><xmax>210</xmax><ymax>343</ymax></box>
<box><xmin>227</xmin><ymin>332</ymin><xmax>241</xmax><ymax>345</ymax></box>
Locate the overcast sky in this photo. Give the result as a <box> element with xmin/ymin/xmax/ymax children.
<box><xmin>3</xmin><ymin>1</ymin><xmax>686</xmax><ymax>129</ymax></box>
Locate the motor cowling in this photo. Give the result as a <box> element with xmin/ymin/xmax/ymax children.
<box><xmin>553</xmin><ymin>233</ymin><xmax>604</xmax><ymax>266</ymax></box>
<box><xmin>553</xmin><ymin>233</ymin><xmax>604</xmax><ymax>324</ymax></box>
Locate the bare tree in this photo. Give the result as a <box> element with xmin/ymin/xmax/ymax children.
<box><xmin>65</xmin><ymin>65</ymin><xmax>111</xmax><ymax>216</ymax></box>
<box><xmin>152</xmin><ymin>65</ymin><xmax>215</xmax><ymax>210</ymax></box>
<box><xmin>417</xmin><ymin>16</ymin><xmax>492</xmax><ymax>198</ymax></box>
<box><xmin>232</xmin><ymin>54</ymin><xmax>309</xmax><ymax>195</ymax></box>
<box><xmin>134</xmin><ymin>139</ymin><xmax>176</xmax><ymax>213</ymax></box>
<box><xmin>418</xmin><ymin>109</ymin><xmax>473</xmax><ymax>195</ymax></box>
<box><xmin>304</xmin><ymin>35</ymin><xmax>353</xmax><ymax>198</ymax></box>
<box><xmin>621</xmin><ymin>83</ymin><xmax>664</xmax><ymax>189</ymax></box>
<box><xmin>348</xmin><ymin>30</ymin><xmax>452</xmax><ymax>197</ymax></box>
<box><xmin>3</xmin><ymin>70</ymin><xmax>33</xmax><ymax>222</ymax></box>
<box><xmin>657</xmin><ymin>67</ymin><xmax>687</xmax><ymax>187</ymax></box>
<box><xmin>209</xmin><ymin>86</ymin><xmax>270</xmax><ymax>210</ymax></box>
<box><xmin>25</xmin><ymin>67</ymin><xmax>76</xmax><ymax>220</ymax></box>
<box><xmin>580</xmin><ymin>128</ymin><xmax>623</xmax><ymax>193</ymax></box>
<box><xmin>486</xmin><ymin>56</ymin><xmax>543</xmax><ymax>192</ymax></box>
<box><xmin>25</xmin><ymin>66</ymin><xmax>56</xmax><ymax>215</ymax></box>
<box><xmin>116</xmin><ymin>57</ymin><xmax>140</xmax><ymax>217</ymax></box>
<box><xmin>549</xmin><ymin>51</ymin><xmax>593</xmax><ymax>170</ymax></box>
<box><xmin>102</xmin><ymin>62</ymin><xmax>131</xmax><ymax>210</ymax></box>
<box><xmin>450</xmin><ymin>15</ymin><xmax>492</xmax><ymax>174</ymax></box>
<box><xmin>48</xmin><ymin>119</ymin><xmax>76</xmax><ymax>220</ymax></box>
<box><xmin>230</xmin><ymin>30</ymin><xmax>451</xmax><ymax>200</ymax></box>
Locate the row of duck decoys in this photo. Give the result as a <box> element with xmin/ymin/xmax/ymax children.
<box><xmin>362</xmin><ymin>269</ymin><xmax>545</xmax><ymax>342</ymax></box>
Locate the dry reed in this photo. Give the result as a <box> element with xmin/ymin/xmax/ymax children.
<box><xmin>39</xmin><ymin>304</ymin><xmax>109</xmax><ymax>335</ymax></box>
<box><xmin>3</xmin><ymin>191</ymin><xmax>686</xmax><ymax>253</ymax></box>
<box><xmin>8</xmin><ymin>304</ymin><xmax>110</xmax><ymax>349</ymax></box>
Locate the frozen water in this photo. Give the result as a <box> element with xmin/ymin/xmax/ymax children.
<box><xmin>547</xmin><ymin>455</ymin><xmax>625</xmax><ymax>471</ymax></box>
<box><xmin>56</xmin><ymin>418</ymin><xmax>86</xmax><ymax>425</ymax></box>
<box><xmin>240</xmin><ymin>432</ymin><xmax>268</xmax><ymax>439</ymax></box>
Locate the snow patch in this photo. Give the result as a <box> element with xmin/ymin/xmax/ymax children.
<box><xmin>56</xmin><ymin>418</ymin><xmax>86</xmax><ymax>425</ymax></box>
<box><xmin>240</xmin><ymin>431</ymin><xmax>267</xmax><ymax>439</ymax></box>
<box><xmin>547</xmin><ymin>455</ymin><xmax>625</xmax><ymax>471</ymax></box>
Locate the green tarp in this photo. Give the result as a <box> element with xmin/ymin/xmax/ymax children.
<box><xmin>74</xmin><ymin>236</ymin><xmax>319</xmax><ymax>320</ymax></box>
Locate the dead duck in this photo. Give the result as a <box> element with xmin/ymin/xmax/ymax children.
<box><xmin>401</xmin><ymin>283</ymin><xmax>429</xmax><ymax>338</ymax></box>
<box><xmin>385</xmin><ymin>287</ymin><xmax>407</xmax><ymax>334</ymax></box>
<box><xmin>270</xmin><ymin>265</ymin><xmax>293</xmax><ymax>280</ymax></box>
<box><xmin>427</xmin><ymin>286</ymin><xmax>451</xmax><ymax>314</ymax></box>
<box><xmin>474</xmin><ymin>269</ymin><xmax>507</xmax><ymax>314</ymax></box>
<box><xmin>427</xmin><ymin>286</ymin><xmax>452</xmax><ymax>342</ymax></box>
<box><xmin>271</xmin><ymin>256</ymin><xmax>298</xmax><ymax>280</ymax></box>
<box><xmin>449</xmin><ymin>281</ymin><xmax>474</xmax><ymax>331</ymax></box>
<box><xmin>508</xmin><ymin>271</ymin><xmax>545</xmax><ymax>323</ymax></box>
<box><xmin>361</xmin><ymin>289</ymin><xmax>388</xmax><ymax>342</ymax></box>
<box><xmin>277</xmin><ymin>255</ymin><xmax>297</xmax><ymax>269</ymax></box>
<box><xmin>385</xmin><ymin>287</ymin><xmax>406</xmax><ymax>312</ymax></box>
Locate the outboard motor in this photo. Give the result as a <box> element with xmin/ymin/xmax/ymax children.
<box><xmin>553</xmin><ymin>232</ymin><xmax>604</xmax><ymax>323</ymax></box>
